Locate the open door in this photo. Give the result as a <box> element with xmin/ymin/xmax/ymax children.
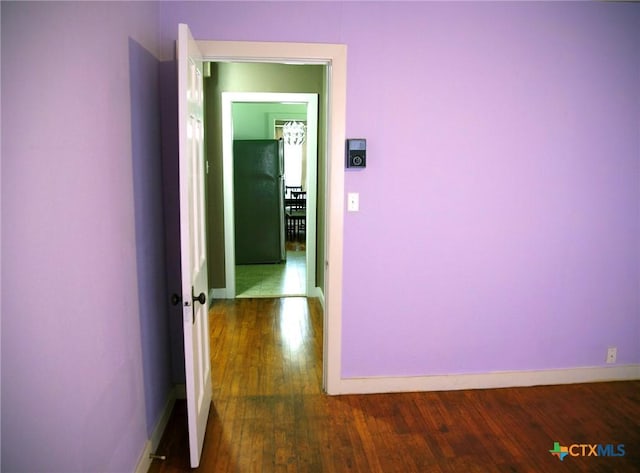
<box><xmin>177</xmin><ymin>23</ymin><xmax>212</xmax><ymax>468</ymax></box>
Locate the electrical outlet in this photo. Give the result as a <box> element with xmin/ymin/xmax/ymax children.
<box><xmin>606</xmin><ymin>347</ymin><xmax>617</xmax><ymax>364</ymax></box>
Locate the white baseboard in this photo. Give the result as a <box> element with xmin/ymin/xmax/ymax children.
<box><xmin>135</xmin><ymin>440</ymin><xmax>153</xmax><ymax>473</ymax></box>
<box><xmin>209</xmin><ymin>288</ymin><xmax>227</xmax><ymax>301</ymax></box>
<box><xmin>310</xmin><ymin>287</ymin><xmax>324</xmax><ymax>307</ymax></box>
<box><xmin>134</xmin><ymin>384</ymin><xmax>183</xmax><ymax>473</ymax></box>
<box><xmin>173</xmin><ymin>383</ymin><xmax>186</xmax><ymax>399</ymax></box>
<box><xmin>329</xmin><ymin>364</ymin><xmax>640</xmax><ymax>395</ymax></box>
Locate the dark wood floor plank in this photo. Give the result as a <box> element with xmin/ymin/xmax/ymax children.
<box><xmin>149</xmin><ymin>297</ymin><xmax>640</xmax><ymax>472</ymax></box>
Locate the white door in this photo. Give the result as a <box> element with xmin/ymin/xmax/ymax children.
<box><xmin>177</xmin><ymin>23</ymin><xmax>212</xmax><ymax>468</ymax></box>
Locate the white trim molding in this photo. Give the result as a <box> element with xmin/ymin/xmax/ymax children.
<box><xmin>197</xmin><ymin>41</ymin><xmax>347</xmax><ymax>395</ymax></box>
<box><xmin>135</xmin><ymin>442</ymin><xmax>153</xmax><ymax>473</ymax></box>
<box><xmin>331</xmin><ymin>364</ymin><xmax>640</xmax><ymax>395</ymax></box>
<box><xmin>209</xmin><ymin>288</ymin><xmax>227</xmax><ymax>301</ymax></box>
<box><xmin>311</xmin><ymin>287</ymin><xmax>325</xmax><ymax>308</ymax></box>
<box><xmin>221</xmin><ymin>92</ymin><xmax>319</xmax><ymax>299</ymax></box>
<box><xmin>134</xmin><ymin>384</ymin><xmax>183</xmax><ymax>473</ymax></box>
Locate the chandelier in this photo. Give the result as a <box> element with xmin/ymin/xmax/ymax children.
<box><xmin>283</xmin><ymin>121</ymin><xmax>306</xmax><ymax>146</ymax></box>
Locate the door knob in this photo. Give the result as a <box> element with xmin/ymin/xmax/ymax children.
<box><xmin>171</xmin><ymin>293</ymin><xmax>181</xmax><ymax>306</ymax></box>
<box><xmin>192</xmin><ymin>292</ymin><xmax>206</xmax><ymax>305</ymax></box>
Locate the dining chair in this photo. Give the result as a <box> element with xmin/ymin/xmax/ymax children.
<box><xmin>285</xmin><ymin>190</ymin><xmax>306</xmax><ymax>241</ymax></box>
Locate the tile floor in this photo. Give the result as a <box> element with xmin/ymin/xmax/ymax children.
<box><xmin>235</xmin><ymin>250</ymin><xmax>306</xmax><ymax>298</ymax></box>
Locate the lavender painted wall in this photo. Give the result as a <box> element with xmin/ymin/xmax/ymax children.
<box><xmin>338</xmin><ymin>2</ymin><xmax>640</xmax><ymax>376</ymax></box>
<box><xmin>129</xmin><ymin>38</ymin><xmax>173</xmax><ymax>435</ymax></box>
<box><xmin>0</xmin><ymin>1</ymin><xmax>638</xmax><ymax>470</ymax></box>
<box><xmin>159</xmin><ymin>1</ymin><xmax>640</xmax><ymax>377</ymax></box>
<box><xmin>1</xmin><ymin>1</ymin><xmax>170</xmax><ymax>471</ymax></box>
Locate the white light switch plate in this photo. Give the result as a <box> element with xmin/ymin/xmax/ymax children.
<box><xmin>347</xmin><ymin>192</ymin><xmax>359</xmax><ymax>212</ymax></box>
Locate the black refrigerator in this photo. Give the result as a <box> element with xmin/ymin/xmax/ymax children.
<box><xmin>233</xmin><ymin>139</ymin><xmax>285</xmax><ymax>264</ymax></box>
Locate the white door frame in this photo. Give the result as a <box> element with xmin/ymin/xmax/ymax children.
<box><xmin>197</xmin><ymin>40</ymin><xmax>346</xmax><ymax>394</ymax></box>
<box><xmin>222</xmin><ymin>92</ymin><xmax>318</xmax><ymax>298</ymax></box>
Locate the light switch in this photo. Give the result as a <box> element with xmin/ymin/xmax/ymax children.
<box><xmin>347</xmin><ymin>192</ymin><xmax>359</xmax><ymax>212</ymax></box>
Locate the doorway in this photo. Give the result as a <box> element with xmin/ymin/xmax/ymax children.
<box><xmin>196</xmin><ymin>40</ymin><xmax>346</xmax><ymax>394</ymax></box>
<box><xmin>221</xmin><ymin>93</ymin><xmax>319</xmax><ymax>299</ymax></box>
<box><xmin>233</xmin><ymin>103</ymin><xmax>310</xmax><ymax>298</ymax></box>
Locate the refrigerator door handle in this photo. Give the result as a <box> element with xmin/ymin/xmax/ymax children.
<box><xmin>279</xmin><ymin>175</ymin><xmax>286</xmax><ymax>261</ymax></box>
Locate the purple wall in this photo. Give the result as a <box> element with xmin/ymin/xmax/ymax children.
<box><xmin>129</xmin><ymin>38</ymin><xmax>174</xmax><ymax>434</ymax></box>
<box><xmin>338</xmin><ymin>2</ymin><xmax>640</xmax><ymax>376</ymax></box>
<box><xmin>1</xmin><ymin>1</ymin><xmax>638</xmax><ymax>471</ymax></box>
<box><xmin>1</xmin><ymin>1</ymin><xmax>170</xmax><ymax>471</ymax></box>
<box><xmin>159</xmin><ymin>1</ymin><xmax>640</xmax><ymax>376</ymax></box>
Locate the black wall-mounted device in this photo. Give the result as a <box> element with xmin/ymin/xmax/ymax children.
<box><xmin>346</xmin><ymin>139</ymin><xmax>366</xmax><ymax>168</ymax></box>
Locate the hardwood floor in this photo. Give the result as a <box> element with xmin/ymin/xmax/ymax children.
<box><xmin>149</xmin><ymin>298</ymin><xmax>640</xmax><ymax>472</ymax></box>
